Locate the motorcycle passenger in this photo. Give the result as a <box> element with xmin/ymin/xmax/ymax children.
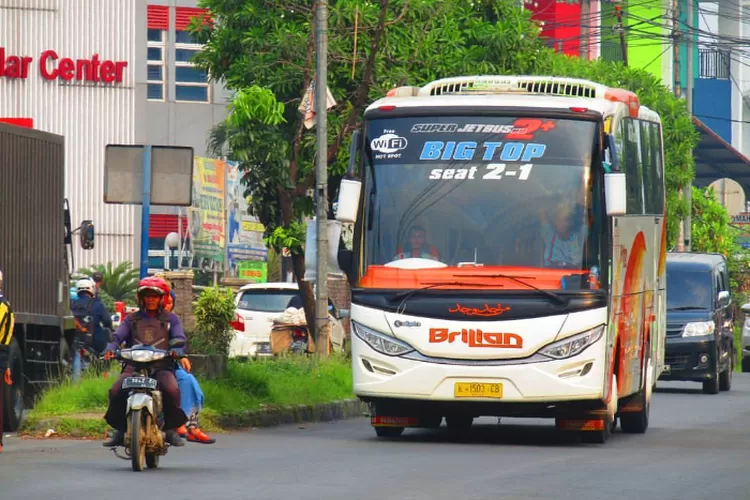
<box><xmin>102</xmin><ymin>277</ymin><xmax>188</xmax><ymax>448</ymax></box>
<box><xmin>70</xmin><ymin>278</ymin><xmax>113</xmax><ymax>382</ymax></box>
<box><xmin>156</xmin><ymin>278</ymin><xmax>215</xmax><ymax>444</ymax></box>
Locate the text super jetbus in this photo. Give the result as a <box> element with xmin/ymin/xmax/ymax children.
<box><xmin>331</xmin><ymin>75</ymin><xmax>667</xmax><ymax>444</ymax></box>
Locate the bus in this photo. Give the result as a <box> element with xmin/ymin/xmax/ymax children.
<box><xmin>329</xmin><ymin>75</ymin><xmax>667</xmax><ymax>444</ymax></box>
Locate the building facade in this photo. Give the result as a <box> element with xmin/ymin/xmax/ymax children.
<box><xmin>0</xmin><ymin>0</ymin><xmax>229</xmax><ymax>271</ymax></box>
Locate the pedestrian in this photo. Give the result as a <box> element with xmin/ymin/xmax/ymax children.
<box><xmin>91</xmin><ymin>271</ymin><xmax>104</xmax><ymax>297</ymax></box>
<box><xmin>0</xmin><ymin>271</ymin><xmax>15</xmax><ymax>453</ymax></box>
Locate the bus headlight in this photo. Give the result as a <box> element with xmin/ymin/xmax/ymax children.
<box><xmin>539</xmin><ymin>325</ymin><xmax>605</xmax><ymax>360</ymax></box>
<box><xmin>352</xmin><ymin>321</ymin><xmax>414</xmax><ymax>356</ymax></box>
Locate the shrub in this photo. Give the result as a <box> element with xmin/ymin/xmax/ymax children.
<box><xmin>191</xmin><ymin>286</ymin><xmax>236</xmax><ymax>357</ymax></box>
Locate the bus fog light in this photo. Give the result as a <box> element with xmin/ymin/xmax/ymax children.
<box><xmin>699</xmin><ymin>353</ymin><xmax>709</xmax><ymax>365</ymax></box>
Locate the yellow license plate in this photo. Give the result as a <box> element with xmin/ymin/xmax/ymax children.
<box><xmin>454</xmin><ymin>382</ymin><xmax>503</xmax><ymax>399</ymax></box>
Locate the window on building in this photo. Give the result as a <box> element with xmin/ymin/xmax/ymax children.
<box><xmin>147</xmin><ymin>29</ymin><xmax>166</xmax><ymax>101</ymax></box>
<box><xmin>174</xmin><ymin>29</ymin><xmax>210</xmax><ymax>103</ymax></box>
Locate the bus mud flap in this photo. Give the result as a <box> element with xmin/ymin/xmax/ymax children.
<box><xmin>555</xmin><ymin>418</ymin><xmax>605</xmax><ymax>432</ymax></box>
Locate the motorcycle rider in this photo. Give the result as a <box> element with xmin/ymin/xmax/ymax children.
<box><xmin>101</xmin><ymin>276</ymin><xmax>188</xmax><ymax>448</ymax></box>
<box><xmin>70</xmin><ymin>277</ymin><xmax>113</xmax><ymax>381</ymax></box>
<box><xmin>0</xmin><ymin>270</ymin><xmax>15</xmax><ymax>454</ymax></box>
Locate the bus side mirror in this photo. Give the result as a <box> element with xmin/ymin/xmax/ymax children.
<box><xmin>605</xmin><ymin>134</ymin><xmax>620</xmax><ymax>172</ymax></box>
<box><xmin>79</xmin><ymin>220</ymin><xmax>95</xmax><ymax>250</ymax></box>
<box><xmin>605</xmin><ymin>173</ymin><xmax>627</xmax><ymax>216</ymax></box>
<box><xmin>336</xmin><ymin>130</ymin><xmax>362</xmax><ymax>224</ymax></box>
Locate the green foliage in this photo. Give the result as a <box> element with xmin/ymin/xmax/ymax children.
<box><xmin>534</xmin><ymin>55</ymin><xmax>700</xmax><ymax>248</ymax></box>
<box><xmin>690</xmin><ymin>186</ymin><xmax>735</xmax><ymax>256</ymax></box>
<box><xmin>689</xmin><ymin>185</ymin><xmax>750</xmax><ymax>315</ymax></box>
<box><xmin>192</xmin><ymin>286</ymin><xmax>237</xmax><ymax>357</ymax></box>
<box><xmin>77</xmin><ymin>261</ymin><xmax>140</xmax><ymax>305</ymax></box>
<box><xmin>25</xmin><ymin>356</ymin><xmax>354</xmax><ymax>433</ymax></box>
<box><xmin>264</xmin><ymin>220</ymin><xmax>306</xmax><ymax>254</ymax></box>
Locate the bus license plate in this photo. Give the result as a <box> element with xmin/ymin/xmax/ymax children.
<box><xmin>123</xmin><ymin>377</ymin><xmax>158</xmax><ymax>390</ymax></box>
<box><xmin>454</xmin><ymin>382</ymin><xmax>503</xmax><ymax>399</ymax></box>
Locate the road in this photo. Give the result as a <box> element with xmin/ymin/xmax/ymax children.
<box><xmin>2</xmin><ymin>376</ymin><xmax>750</xmax><ymax>500</ymax></box>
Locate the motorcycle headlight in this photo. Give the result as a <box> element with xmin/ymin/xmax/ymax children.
<box><xmin>682</xmin><ymin>321</ymin><xmax>715</xmax><ymax>337</ymax></box>
<box><xmin>123</xmin><ymin>349</ymin><xmax>167</xmax><ymax>363</ymax></box>
<box><xmin>539</xmin><ymin>325</ymin><xmax>605</xmax><ymax>360</ymax></box>
<box><xmin>353</xmin><ymin>321</ymin><xmax>414</xmax><ymax>356</ymax></box>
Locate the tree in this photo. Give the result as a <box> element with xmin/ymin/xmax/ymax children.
<box><xmin>690</xmin><ymin>185</ymin><xmax>750</xmax><ymax>312</ymax></box>
<box><xmin>190</xmin><ymin>0</ymin><xmax>553</xmax><ymax>326</ymax></box>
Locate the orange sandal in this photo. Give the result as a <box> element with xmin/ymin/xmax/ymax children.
<box><xmin>187</xmin><ymin>427</ymin><xmax>216</xmax><ymax>444</ymax></box>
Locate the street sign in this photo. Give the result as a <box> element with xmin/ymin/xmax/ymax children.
<box><xmin>103</xmin><ymin>144</ymin><xmax>194</xmax><ymax>206</ymax></box>
<box><xmin>103</xmin><ymin>144</ymin><xmax>194</xmax><ymax>278</ymax></box>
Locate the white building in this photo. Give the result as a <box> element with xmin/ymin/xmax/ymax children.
<box><xmin>0</xmin><ymin>0</ymin><xmax>230</xmax><ymax>270</ymax></box>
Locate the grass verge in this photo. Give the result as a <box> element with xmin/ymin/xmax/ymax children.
<box><xmin>21</xmin><ymin>355</ymin><xmax>354</xmax><ymax>437</ymax></box>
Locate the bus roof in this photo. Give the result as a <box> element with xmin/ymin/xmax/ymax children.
<box><xmin>367</xmin><ymin>75</ymin><xmax>660</xmax><ymax>123</ymax></box>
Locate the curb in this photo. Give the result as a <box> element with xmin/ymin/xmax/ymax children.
<box><xmin>215</xmin><ymin>399</ymin><xmax>369</xmax><ymax>429</ymax></box>
<box><xmin>18</xmin><ymin>399</ymin><xmax>370</xmax><ymax>438</ymax></box>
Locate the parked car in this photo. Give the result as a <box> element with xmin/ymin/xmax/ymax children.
<box><xmin>229</xmin><ymin>282</ymin><xmax>347</xmax><ymax>358</ymax></box>
<box><xmin>659</xmin><ymin>252</ymin><xmax>734</xmax><ymax>394</ymax></box>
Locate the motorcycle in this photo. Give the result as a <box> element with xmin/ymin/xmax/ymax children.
<box><xmin>104</xmin><ymin>341</ymin><xmax>184</xmax><ymax>472</ymax></box>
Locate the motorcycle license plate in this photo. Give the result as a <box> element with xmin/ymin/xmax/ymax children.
<box><xmin>123</xmin><ymin>377</ymin><xmax>158</xmax><ymax>390</ymax></box>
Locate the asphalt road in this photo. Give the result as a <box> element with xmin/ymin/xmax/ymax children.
<box><xmin>3</xmin><ymin>376</ymin><xmax>750</xmax><ymax>500</ymax></box>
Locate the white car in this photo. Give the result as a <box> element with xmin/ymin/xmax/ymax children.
<box><xmin>229</xmin><ymin>282</ymin><xmax>348</xmax><ymax>358</ymax></box>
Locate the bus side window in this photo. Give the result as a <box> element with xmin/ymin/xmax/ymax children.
<box><xmin>617</xmin><ymin>118</ymin><xmax>645</xmax><ymax>215</ymax></box>
<box><xmin>640</xmin><ymin>120</ymin><xmax>663</xmax><ymax>215</ymax></box>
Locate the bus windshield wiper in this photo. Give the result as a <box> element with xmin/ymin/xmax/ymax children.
<box><xmin>456</xmin><ymin>273</ymin><xmax>569</xmax><ymax>306</ymax></box>
<box><xmin>667</xmin><ymin>306</ymin><xmax>707</xmax><ymax>311</ymax></box>
<box><xmin>389</xmin><ymin>282</ymin><xmax>500</xmax><ymax>313</ymax></box>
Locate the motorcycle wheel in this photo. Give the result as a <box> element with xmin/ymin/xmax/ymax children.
<box><xmin>130</xmin><ymin>409</ymin><xmax>147</xmax><ymax>472</ymax></box>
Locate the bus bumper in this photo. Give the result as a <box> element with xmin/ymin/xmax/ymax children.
<box><xmin>352</xmin><ymin>329</ymin><xmax>608</xmax><ymax>410</ymax></box>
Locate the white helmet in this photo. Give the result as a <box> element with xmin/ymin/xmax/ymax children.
<box><xmin>76</xmin><ymin>278</ymin><xmax>96</xmax><ymax>296</ymax></box>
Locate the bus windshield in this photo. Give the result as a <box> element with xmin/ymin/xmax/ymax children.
<box><xmin>360</xmin><ymin>114</ymin><xmax>604</xmax><ymax>291</ymax></box>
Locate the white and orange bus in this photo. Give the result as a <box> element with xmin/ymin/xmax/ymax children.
<box><xmin>331</xmin><ymin>76</ymin><xmax>667</xmax><ymax>444</ymax></box>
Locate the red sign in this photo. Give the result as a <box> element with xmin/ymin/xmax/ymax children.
<box><xmin>0</xmin><ymin>47</ymin><xmax>128</xmax><ymax>83</ymax></box>
<box><xmin>429</xmin><ymin>328</ymin><xmax>524</xmax><ymax>349</ymax></box>
<box><xmin>0</xmin><ymin>118</ymin><xmax>33</xmax><ymax>128</ymax></box>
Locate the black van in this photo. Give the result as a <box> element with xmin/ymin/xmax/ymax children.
<box><xmin>660</xmin><ymin>252</ymin><xmax>734</xmax><ymax>394</ymax></box>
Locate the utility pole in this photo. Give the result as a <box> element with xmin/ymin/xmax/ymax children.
<box><xmin>314</xmin><ymin>0</ymin><xmax>330</xmax><ymax>357</ymax></box>
<box><xmin>684</xmin><ymin>0</ymin><xmax>693</xmax><ymax>252</ymax></box>
<box><xmin>580</xmin><ymin>0</ymin><xmax>590</xmax><ymax>60</ymax></box>
<box><xmin>672</xmin><ymin>0</ymin><xmax>684</xmax><ymax>251</ymax></box>
<box><xmin>615</xmin><ymin>4</ymin><xmax>628</xmax><ymax>66</ymax></box>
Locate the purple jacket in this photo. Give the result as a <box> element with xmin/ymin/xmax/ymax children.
<box><xmin>106</xmin><ymin>310</ymin><xmax>186</xmax><ymax>354</ymax></box>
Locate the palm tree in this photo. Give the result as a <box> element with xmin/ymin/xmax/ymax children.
<box><xmin>77</xmin><ymin>261</ymin><xmax>140</xmax><ymax>305</ymax></box>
